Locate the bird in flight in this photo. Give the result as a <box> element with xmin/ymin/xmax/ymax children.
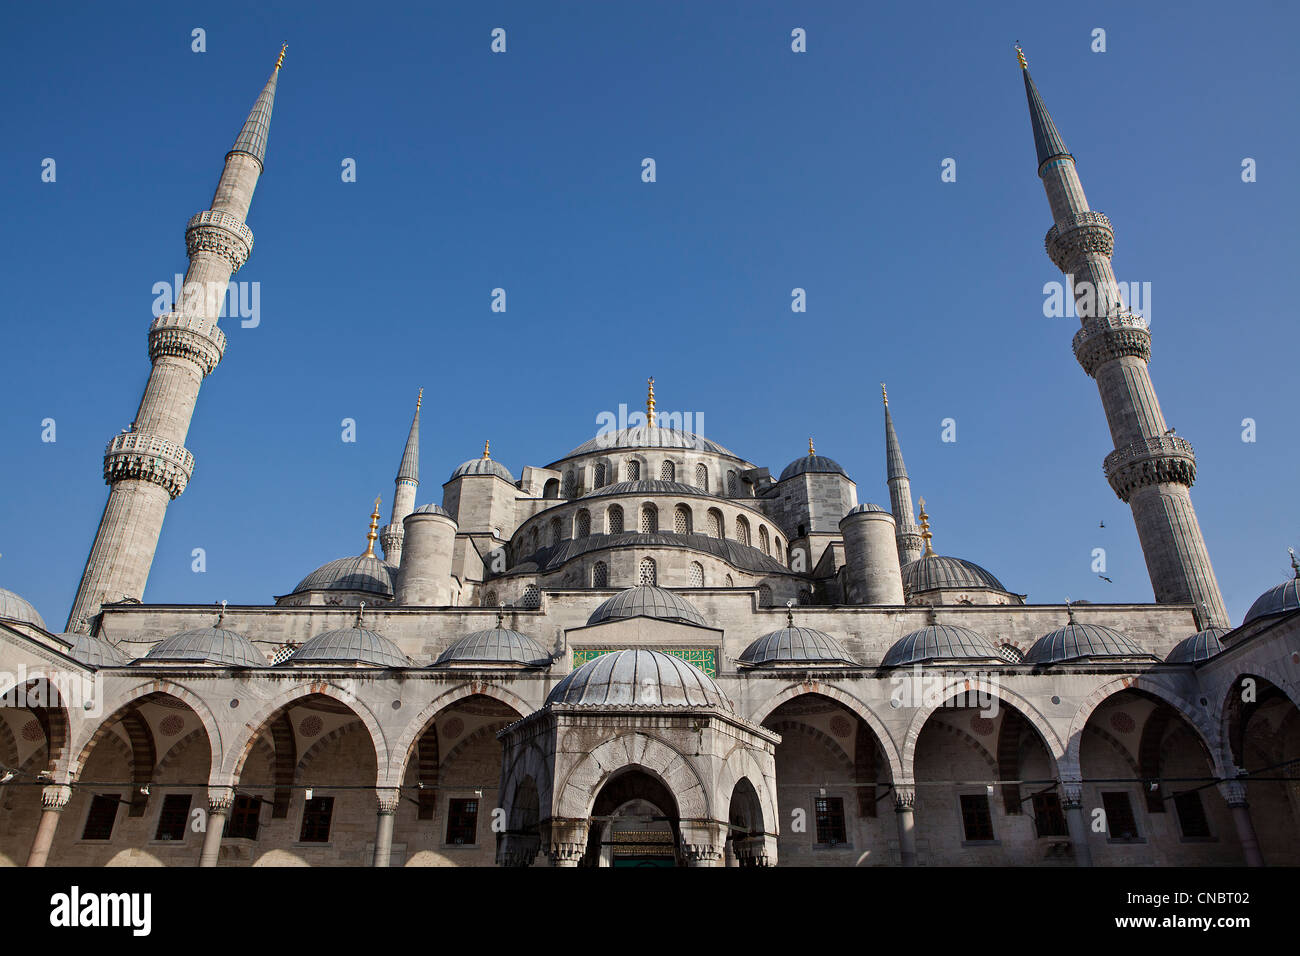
<box><xmin>1097</xmin><ymin>574</ymin><xmax>1113</xmax><ymax>583</ymax></box>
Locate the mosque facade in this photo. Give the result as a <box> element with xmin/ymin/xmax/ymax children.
<box><xmin>1</xmin><ymin>47</ymin><xmax>1297</xmax><ymax>868</ymax></box>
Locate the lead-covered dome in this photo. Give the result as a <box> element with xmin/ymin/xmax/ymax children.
<box><xmin>450</xmin><ymin>456</ymin><xmax>515</xmax><ymax>483</ymax></box>
<box><xmin>560</xmin><ymin>426</ymin><xmax>738</xmax><ymax>461</ymax></box>
<box><xmin>145</xmin><ymin>626</ymin><xmax>265</xmax><ymax>667</ymax></box>
<box><xmin>739</xmin><ymin>625</ymin><xmax>856</xmax><ymax>665</ymax></box>
<box><xmin>882</xmin><ymin>623</ymin><xmax>1000</xmax><ymax>667</ymax></box>
<box><xmin>435</xmin><ymin>624</ymin><xmax>550</xmax><ymax>667</ymax></box>
<box><xmin>779</xmin><ymin>454</ymin><xmax>847</xmax><ymax>482</ymax></box>
<box><xmin>846</xmin><ymin>503</ymin><xmax>889</xmax><ymax>516</ymax></box>
<box><xmin>1243</xmin><ymin>563</ymin><xmax>1300</xmax><ymax>625</ymax></box>
<box><xmin>412</xmin><ymin>503</ymin><xmax>453</xmax><ymax>517</ymax></box>
<box><xmin>1166</xmin><ymin>627</ymin><xmax>1228</xmax><ymax>664</ymax></box>
<box><xmin>1024</xmin><ymin>618</ymin><xmax>1152</xmax><ymax>664</ymax></box>
<box><xmin>582</xmin><ymin>480</ymin><xmax>705</xmax><ymax>499</ymax></box>
<box><xmin>545</xmin><ymin>648</ymin><xmax>730</xmax><ymax>709</ymax></box>
<box><xmin>0</xmin><ymin>587</ymin><xmax>45</xmax><ymax>630</ymax></box>
<box><xmin>66</xmin><ymin>634</ymin><xmax>129</xmax><ymax>667</ymax></box>
<box><xmin>902</xmin><ymin>554</ymin><xmax>1008</xmax><ymax>593</ymax></box>
<box><xmin>586</xmin><ymin>586</ymin><xmax>708</xmax><ymax>627</ymax></box>
<box><xmin>287</xmin><ymin>625</ymin><xmax>409</xmax><ymax>668</ymax></box>
<box><xmin>290</xmin><ymin>555</ymin><xmax>397</xmax><ymax>598</ymax></box>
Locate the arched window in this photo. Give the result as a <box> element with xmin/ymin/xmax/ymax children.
<box><xmin>640</xmin><ymin>504</ymin><xmax>658</xmax><ymax>533</ymax></box>
<box><xmin>689</xmin><ymin>562</ymin><xmax>704</xmax><ymax>588</ymax></box>
<box><xmin>735</xmin><ymin>516</ymin><xmax>751</xmax><ymax>548</ymax></box>
<box><xmin>593</xmin><ymin>462</ymin><xmax>607</xmax><ymax>488</ymax></box>
<box><xmin>549</xmin><ymin>517</ymin><xmax>562</xmax><ymax>547</ymax></box>
<box><xmin>674</xmin><ymin>504</ymin><xmax>692</xmax><ymax>535</ymax></box>
<box><xmin>561</xmin><ymin>471</ymin><xmax>576</xmax><ymax>499</ymax></box>
<box><xmin>528</xmin><ymin>527</ymin><xmax>538</xmax><ymax>553</ymax></box>
<box><xmin>639</xmin><ymin>557</ymin><xmax>657</xmax><ymax>587</ymax></box>
<box><xmin>627</xmin><ymin>459</ymin><xmax>641</xmax><ymax>481</ymax></box>
<box><xmin>520</xmin><ymin>585</ymin><xmax>541</xmax><ymax>609</ymax></box>
<box><xmin>575</xmin><ymin>509</ymin><xmax>591</xmax><ymax>538</ymax></box>
<box><xmin>998</xmin><ymin>644</ymin><xmax>1024</xmax><ymax>663</ymax></box>
<box><xmin>725</xmin><ymin>574</ymin><xmax>734</xmax><ymax>587</ymax></box>
<box><xmin>592</xmin><ymin>561</ymin><xmax>608</xmax><ymax>588</ymax></box>
<box><xmin>707</xmin><ymin>509</ymin><xmax>723</xmax><ymax>539</ymax></box>
<box><xmin>543</xmin><ymin>478</ymin><xmax>559</xmax><ymax>499</ymax></box>
<box><xmin>482</xmin><ymin>589</ymin><xmax>498</xmax><ymax>607</ymax></box>
<box><xmin>608</xmin><ymin>505</ymin><xmax>624</xmax><ymax>534</ymax></box>
<box><xmin>660</xmin><ymin>460</ymin><xmax>675</xmax><ymax>481</ymax></box>
<box><xmin>774</xmin><ymin>535</ymin><xmax>783</xmax><ymax>559</ymax></box>
<box><xmin>759</xmin><ymin>526</ymin><xmax>771</xmax><ymax>556</ymax></box>
<box><xmin>695</xmin><ymin>463</ymin><xmax>708</xmax><ymax>491</ymax></box>
<box><xmin>726</xmin><ymin>471</ymin><xmax>738</xmax><ymax>497</ymax></box>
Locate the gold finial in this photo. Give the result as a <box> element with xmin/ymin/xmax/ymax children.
<box><xmin>482</xmin><ymin>439</ymin><xmax>491</xmax><ymax>460</ymax></box>
<box><xmin>415</xmin><ymin>387</ymin><xmax>423</xmax><ymax>411</ymax></box>
<box><xmin>646</xmin><ymin>377</ymin><xmax>656</xmax><ymax>428</ymax></box>
<box><xmin>808</xmin><ymin>437</ymin><xmax>816</xmax><ymax>457</ymax></box>
<box><xmin>1015</xmin><ymin>43</ymin><xmax>1028</xmax><ymax>70</ymax></box>
<box><xmin>918</xmin><ymin>496</ymin><xmax>934</xmax><ymax>557</ymax></box>
<box><xmin>881</xmin><ymin>383</ymin><xmax>888</xmax><ymax>406</ymax></box>
<box><xmin>275</xmin><ymin>43</ymin><xmax>288</xmax><ymax>71</ymax></box>
<box><xmin>363</xmin><ymin>496</ymin><xmax>381</xmax><ymax>557</ymax></box>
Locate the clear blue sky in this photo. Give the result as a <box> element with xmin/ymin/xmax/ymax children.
<box><xmin>2</xmin><ymin>1</ymin><xmax>1296</xmax><ymax>629</ymax></box>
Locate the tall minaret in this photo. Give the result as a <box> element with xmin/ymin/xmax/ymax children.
<box><xmin>380</xmin><ymin>388</ymin><xmax>422</xmax><ymax>566</ymax></box>
<box><xmin>66</xmin><ymin>48</ymin><xmax>288</xmax><ymax>633</ymax></box>
<box><xmin>882</xmin><ymin>384</ymin><xmax>923</xmax><ymax>566</ymax></box>
<box><xmin>1017</xmin><ymin>46</ymin><xmax>1228</xmax><ymax>627</ymax></box>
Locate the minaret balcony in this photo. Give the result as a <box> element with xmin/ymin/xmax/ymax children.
<box><xmin>1071</xmin><ymin>312</ymin><xmax>1152</xmax><ymax>376</ymax></box>
<box><xmin>102</xmin><ymin>432</ymin><xmax>196</xmax><ymax>499</ymax></box>
<box><xmin>1103</xmin><ymin>435</ymin><xmax>1197</xmax><ymax>502</ymax></box>
<box><xmin>148</xmin><ymin>312</ymin><xmax>227</xmax><ymax>375</ymax></box>
<box><xmin>1045</xmin><ymin>211</ymin><xmax>1113</xmax><ymax>270</ymax></box>
<box><xmin>185</xmin><ymin>209</ymin><xmax>254</xmax><ymax>272</ymax></box>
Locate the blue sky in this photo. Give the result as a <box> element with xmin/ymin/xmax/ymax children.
<box><xmin>2</xmin><ymin>1</ymin><xmax>1296</xmax><ymax>629</ymax></box>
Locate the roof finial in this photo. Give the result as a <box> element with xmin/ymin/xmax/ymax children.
<box><xmin>1065</xmin><ymin>597</ymin><xmax>1076</xmax><ymax>623</ymax></box>
<box><xmin>1290</xmin><ymin>547</ymin><xmax>1299</xmax><ymax>579</ymax></box>
<box><xmin>482</xmin><ymin>439</ymin><xmax>491</xmax><ymax>460</ymax></box>
<box><xmin>646</xmin><ymin>377</ymin><xmax>656</xmax><ymax>428</ymax></box>
<box><xmin>917</xmin><ymin>497</ymin><xmax>934</xmax><ymax>557</ymax></box>
<box><xmin>356</xmin><ymin>602</ymin><xmax>365</xmax><ymax>628</ymax></box>
<box><xmin>217</xmin><ymin>599</ymin><xmax>227</xmax><ymax>627</ymax></box>
<box><xmin>415</xmin><ymin>386</ymin><xmax>423</xmax><ymax>411</ymax></box>
<box><xmin>1015</xmin><ymin>42</ymin><xmax>1027</xmax><ymax>70</ymax></box>
<box><xmin>881</xmin><ymin>382</ymin><xmax>889</xmax><ymax>406</ymax></box>
<box><xmin>808</xmin><ymin>436</ymin><xmax>816</xmax><ymax>457</ymax></box>
<box><xmin>496</xmin><ymin>607</ymin><xmax>505</xmax><ymax>629</ymax></box>
<box><xmin>275</xmin><ymin>43</ymin><xmax>288</xmax><ymax>71</ymax></box>
<box><xmin>363</xmin><ymin>496</ymin><xmax>381</xmax><ymax>557</ymax></box>
<box><xmin>785</xmin><ymin>598</ymin><xmax>795</xmax><ymax>629</ymax></box>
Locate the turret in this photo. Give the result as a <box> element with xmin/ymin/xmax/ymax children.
<box><xmin>380</xmin><ymin>388</ymin><xmax>422</xmax><ymax>565</ymax></box>
<box><xmin>839</xmin><ymin>504</ymin><xmax>904</xmax><ymax>604</ymax></box>
<box><xmin>395</xmin><ymin>505</ymin><xmax>459</xmax><ymax>606</ymax></box>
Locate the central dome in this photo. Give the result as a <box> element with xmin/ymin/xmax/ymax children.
<box><xmin>587</xmin><ymin>586</ymin><xmax>708</xmax><ymax>627</ymax></box>
<box><xmin>560</xmin><ymin>426</ymin><xmax>738</xmax><ymax>462</ymax></box>
<box><xmin>545</xmin><ymin>648</ymin><xmax>730</xmax><ymax>709</ymax></box>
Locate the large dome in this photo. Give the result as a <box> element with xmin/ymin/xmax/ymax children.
<box><xmin>1243</xmin><ymin>568</ymin><xmax>1300</xmax><ymax>625</ymax></box>
<box><xmin>1024</xmin><ymin>619</ymin><xmax>1152</xmax><ymax>664</ymax></box>
<box><xmin>1166</xmin><ymin>627</ymin><xmax>1228</xmax><ymax>664</ymax></box>
<box><xmin>290</xmin><ymin>555</ymin><xmax>396</xmax><ymax>598</ymax></box>
<box><xmin>560</xmin><ymin>426</ymin><xmax>739</xmax><ymax>462</ymax></box>
<box><xmin>778</xmin><ymin>454</ymin><xmax>847</xmax><ymax>482</ymax></box>
<box><xmin>450</xmin><ymin>457</ymin><xmax>515</xmax><ymax>483</ymax></box>
<box><xmin>66</xmin><ymin>634</ymin><xmax>129</xmax><ymax>668</ymax></box>
<box><xmin>435</xmin><ymin>624</ymin><xmax>551</xmax><ymax>666</ymax></box>
<box><xmin>287</xmin><ymin>626</ymin><xmax>409</xmax><ymax>667</ymax></box>
<box><xmin>545</xmin><ymin>648</ymin><xmax>730</xmax><ymax>709</ymax></box>
<box><xmin>586</xmin><ymin>586</ymin><xmax>708</xmax><ymax>627</ymax></box>
<box><xmin>145</xmin><ymin>626</ymin><xmax>265</xmax><ymax>667</ymax></box>
<box><xmin>0</xmin><ymin>587</ymin><xmax>46</xmax><ymax>630</ymax></box>
<box><xmin>582</xmin><ymin>479</ymin><xmax>707</xmax><ymax>499</ymax></box>
<box><xmin>881</xmin><ymin>623</ymin><xmax>1001</xmax><ymax>667</ymax></box>
<box><xmin>739</xmin><ymin>626</ymin><xmax>856</xmax><ymax>666</ymax></box>
<box><xmin>902</xmin><ymin>554</ymin><xmax>1008</xmax><ymax>593</ymax></box>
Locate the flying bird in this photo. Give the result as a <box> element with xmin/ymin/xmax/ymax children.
<box><xmin>1097</xmin><ymin>574</ymin><xmax>1113</xmax><ymax>583</ymax></box>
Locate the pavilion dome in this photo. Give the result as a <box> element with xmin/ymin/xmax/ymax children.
<box><xmin>545</xmin><ymin>648</ymin><xmax>730</xmax><ymax>709</ymax></box>
<box><xmin>586</xmin><ymin>586</ymin><xmax>708</xmax><ymax>627</ymax></box>
<box><xmin>287</xmin><ymin>625</ymin><xmax>409</xmax><ymax>668</ymax></box>
<box><xmin>66</xmin><ymin>634</ymin><xmax>129</xmax><ymax>668</ymax></box>
<box><xmin>0</xmin><ymin>587</ymin><xmax>46</xmax><ymax>630</ymax></box>
<box><xmin>779</xmin><ymin>453</ymin><xmax>847</xmax><ymax>482</ymax></box>
<box><xmin>450</xmin><ymin>456</ymin><xmax>515</xmax><ymax>483</ymax></box>
<box><xmin>290</xmin><ymin>555</ymin><xmax>396</xmax><ymax>598</ymax></box>
<box><xmin>144</xmin><ymin>626</ymin><xmax>265</xmax><ymax>667</ymax></box>
<box><xmin>1166</xmin><ymin>627</ymin><xmax>1228</xmax><ymax>664</ymax></box>
<box><xmin>435</xmin><ymin>624</ymin><xmax>551</xmax><ymax>667</ymax></box>
<box><xmin>1243</xmin><ymin>563</ymin><xmax>1300</xmax><ymax>625</ymax></box>
<box><xmin>1024</xmin><ymin>619</ymin><xmax>1151</xmax><ymax>664</ymax></box>
<box><xmin>739</xmin><ymin>625</ymin><xmax>856</xmax><ymax>666</ymax></box>
<box><xmin>882</xmin><ymin>623</ymin><xmax>1001</xmax><ymax>667</ymax></box>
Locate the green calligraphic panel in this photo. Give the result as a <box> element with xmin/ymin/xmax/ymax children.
<box><xmin>572</xmin><ymin>647</ymin><xmax>717</xmax><ymax>678</ymax></box>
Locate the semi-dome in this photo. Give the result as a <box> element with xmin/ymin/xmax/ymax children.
<box><xmin>845</xmin><ymin>503</ymin><xmax>889</xmax><ymax>516</ymax></box>
<box><xmin>881</xmin><ymin>623</ymin><xmax>1001</xmax><ymax>667</ymax></box>
<box><xmin>287</xmin><ymin>625</ymin><xmax>409</xmax><ymax>667</ymax></box>
<box><xmin>545</xmin><ymin>648</ymin><xmax>730</xmax><ymax>709</ymax></box>
<box><xmin>412</xmin><ymin>503</ymin><xmax>453</xmax><ymax>517</ymax></box>
<box><xmin>450</xmin><ymin>456</ymin><xmax>515</xmax><ymax>483</ymax></box>
<box><xmin>0</xmin><ymin>587</ymin><xmax>46</xmax><ymax>630</ymax></box>
<box><xmin>739</xmin><ymin>624</ymin><xmax>856</xmax><ymax>665</ymax></box>
<box><xmin>586</xmin><ymin>586</ymin><xmax>708</xmax><ymax>627</ymax></box>
<box><xmin>66</xmin><ymin>634</ymin><xmax>130</xmax><ymax>667</ymax></box>
<box><xmin>145</xmin><ymin>626</ymin><xmax>265</xmax><ymax>667</ymax></box>
<box><xmin>290</xmin><ymin>554</ymin><xmax>396</xmax><ymax>597</ymax></box>
<box><xmin>560</xmin><ymin>426</ymin><xmax>738</xmax><ymax>462</ymax></box>
<box><xmin>779</xmin><ymin>454</ymin><xmax>847</xmax><ymax>482</ymax></box>
<box><xmin>1243</xmin><ymin>562</ymin><xmax>1300</xmax><ymax>625</ymax></box>
<box><xmin>435</xmin><ymin>621</ymin><xmax>550</xmax><ymax>666</ymax></box>
<box><xmin>902</xmin><ymin>554</ymin><xmax>1008</xmax><ymax>593</ymax></box>
<box><xmin>1024</xmin><ymin>618</ymin><xmax>1152</xmax><ymax>664</ymax></box>
<box><xmin>1166</xmin><ymin>627</ymin><xmax>1228</xmax><ymax>664</ymax></box>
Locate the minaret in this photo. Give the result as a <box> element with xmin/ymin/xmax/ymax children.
<box><xmin>66</xmin><ymin>48</ymin><xmax>288</xmax><ymax>633</ymax></box>
<box><xmin>380</xmin><ymin>388</ymin><xmax>422</xmax><ymax>566</ymax></box>
<box><xmin>882</xmin><ymin>384</ymin><xmax>924</xmax><ymax>566</ymax></box>
<box><xmin>1017</xmin><ymin>46</ymin><xmax>1228</xmax><ymax>626</ymax></box>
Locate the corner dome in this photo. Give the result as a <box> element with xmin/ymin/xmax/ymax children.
<box><xmin>435</xmin><ymin>625</ymin><xmax>550</xmax><ymax>667</ymax></box>
<box><xmin>1243</xmin><ymin>569</ymin><xmax>1300</xmax><ymax>625</ymax></box>
<box><xmin>881</xmin><ymin>623</ymin><xmax>1001</xmax><ymax>667</ymax></box>
<box><xmin>586</xmin><ymin>586</ymin><xmax>708</xmax><ymax>627</ymax></box>
<box><xmin>145</xmin><ymin>626</ymin><xmax>265</xmax><ymax>667</ymax></box>
<box><xmin>412</xmin><ymin>503</ymin><xmax>453</xmax><ymax>518</ymax></box>
<box><xmin>1024</xmin><ymin>619</ymin><xmax>1152</xmax><ymax>664</ymax></box>
<box><xmin>1166</xmin><ymin>627</ymin><xmax>1228</xmax><ymax>664</ymax></box>
<box><xmin>66</xmin><ymin>634</ymin><xmax>129</xmax><ymax>667</ymax></box>
<box><xmin>779</xmin><ymin>454</ymin><xmax>846</xmax><ymax>482</ymax></box>
<box><xmin>739</xmin><ymin>626</ymin><xmax>856</xmax><ymax>666</ymax></box>
<box><xmin>902</xmin><ymin>554</ymin><xmax>1008</xmax><ymax>593</ymax></box>
<box><xmin>560</xmin><ymin>426</ymin><xmax>738</xmax><ymax>462</ymax></box>
<box><xmin>287</xmin><ymin>626</ymin><xmax>409</xmax><ymax>667</ymax></box>
<box><xmin>450</xmin><ymin>457</ymin><xmax>515</xmax><ymax>483</ymax></box>
<box><xmin>545</xmin><ymin>648</ymin><xmax>730</xmax><ymax>709</ymax></box>
<box><xmin>290</xmin><ymin>555</ymin><xmax>396</xmax><ymax>597</ymax></box>
<box><xmin>0</xmin><ymin>587</ymin><xmax>46</xmax><ymax>630</ymax></box>
<box><xmin>846</xmin><ymin>503</ymin><xmax>889</xmax><ymax>516</ymax></box>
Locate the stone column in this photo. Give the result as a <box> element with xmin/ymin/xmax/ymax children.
<box><xmin>543</xmin><ymin>818</ymin><xmax>589</xmax><ymax>867</ymax></box>
<box><xmin>198</xmin><ymin>787</ymin><xmax>235</xmax><ymax>868</ymax></box>
<box><xmin>372</xmin><ymin>788</ymin><xmax>401</xmax><ymax>867</ymax></box>
<box><xmin>1218</xmin><ymin>780</ymin><xmax>1264</xmax><ymax>867</ymax></box>
<box><xmin>1060</xmin><ymin>780</ymin><xmax>1093</xmax><ymax>867</ymax></box>
<box><xmin>894</xmin><ymin>786</ymin><xmax>918</xmax><ymax>867</ymax></box>
<box><xmin>26</xmin><ymin>785</ymin><xmax>72</xmax><ymax>867</ymax></box>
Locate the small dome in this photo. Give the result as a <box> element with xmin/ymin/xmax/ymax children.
<box><xmin>587</xmin><ymin>586</ymin><xmax>708</xmax><ymax>627</ymax></box>
<box><xmin>435</xmin><ymin>626</ymin><xmax>550</xmax><ymax>666</ymax></box>
<box><xmin>902</xmin><ymin>554</ymin><xmax>1008</xmax><ymax>593</ymax></box>
<box><xmin>882</xmin><ymin>623</ymin><xmax>1001</xmax><ymax>667</ymax></box>
<box><xmin>779</xmin><ymin>454</ymin><xmax>847</xmax><ymax>482</ymax></box>
<box><xmin>846</xmin><ymin>503</ymin><xmax>889</xmax><ymax>516</ymax></box>
<box><xmin>145</xmin><ymin>626</ymin><xmax>265</xmax><ymax>667</ymax></box>
<box><xmin>287</xmin><ymin>626</ymin><xmax>409</xmax><ymax>667</ymax></box>
<box><xmin>291</xmin><ymin>555</ymin><xmax>396</xmax><ymax>597</ymax></box>
<box><xmin>561</xmin><ymin>426</ymin><xmax>738</xmax><ymax>461</ymax></box>
<box><xmin>66</xmin><ymin>634</ymin><xmax>129</xmax><ymax>667</ymax></box>
<box><xmin>1243</xmin><ymin>570</ymin><xmax>1300</xmax><ymax>625</ymax></box>
<box><xmin>546</xmin><ymin>648</ymin><xmax>730</xmax><ymax>709</ymax></box>
<box><xmin>0</xmin><ymin>587</ymin><xmax>46</xmax><ymax>630</ymax></box>
<box><xmin>1166</xmin><ymin>627</ymin><xmax>1228</xmax><ymax>664</ymax></box>
<box><xmin>739</xmin><ymin>626</ymin><xmax>856</xmax><ymax>665</ymax></box>
<box><xmin>412</xmin><ymin>503</ymin><xmax>453</xmax><ymax>518</ymax></box>
<box><xmin>1024</xmin><ymin>620</ymin><xmax>1151</xmax><ymax>664</ymax></box>
<box><xmin>450</xmin><ymin>457</ymin><xmax>515</xmax><ymax>483</ymax></box>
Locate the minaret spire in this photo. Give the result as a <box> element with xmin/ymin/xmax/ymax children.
<box><xmin>1016</xmin><ymin>48</ymin><xmax>1228</xmax><ymax>627</ymax></box>
<box><xmin>882</xmin><ymin>383</ymin><xmax>923</xmax><ymax>566</ymax></box>
<box><xmin>380</xmin><ymin>387</ymin><xmax>422</xmax><ymax>566</ymax></box>
<box><xmin>66</xmin><ymin>52</ymin><xmax>286</xmax><ymax>633</ymax></box>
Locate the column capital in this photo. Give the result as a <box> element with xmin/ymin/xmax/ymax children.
<box><xmin>1217</xmin><ymin>779</ymin><xmax>1249</xmax><ymax>809</ymax></box>
<box><xmin>1059</xmin><ymin>780</ymin><xmax>1085</xmax><ymax>809</ymax></box>
<box><xmin>893</xmin><ymin>785</ymin><xmax>917</xmax><ymax>811</ymax></box>
<box><xmin>207</xmin><ymin>786</ymin><xmax>236</xmax><ymax>813</ymax></box>
<box><xmin>41</xmin><ymin>785</ymin><xmax>73</xmax><ymax>810</ymax></box>
<box><xmin>680</xmin><ymin>843</ymin><xmax>723</xmax><ymax>866</ymax></box>
<box><xmin>375</xmin><ymin>787</ymin><xmax>402</xmax><ymax>815</ymax></box>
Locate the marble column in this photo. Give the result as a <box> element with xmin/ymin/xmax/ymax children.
<box><xmin>1218</xmin><ymin>780</ymin><xmax>1264</xmax><ymax>867</ymax></box>
<box><xmin>1060</xmin><ymin>780</ymin><xmax>1093</xmax><ymax>867</ymax></box>
<box><xmin>26</xmin><ymin>785</ymin><xmax>72</xmax><ymax>867</ymax></box>
<box><xmin>894</xmin><ymin>785</ymin><xmax>918</xmax><ymax>867</ymax></box>
<box><xmin>372</xmin><ymin>788</ymin><xmax>401</xmax><ymax>867</ymax></box>
<box><xmin>198</xmin><ymin>786</ymin><xmax>235</xmax><ymax>868</ymax></box>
